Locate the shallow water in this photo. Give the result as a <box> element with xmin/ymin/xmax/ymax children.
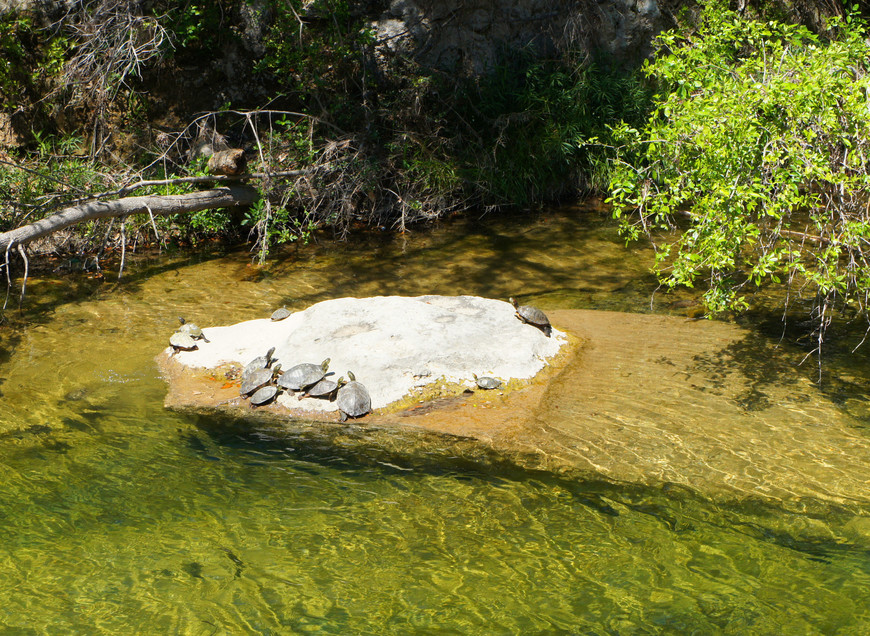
<box><xmin>2</xmin><ymin>205</ymin><xmax>870</xmax><ymax>633</ymax></box>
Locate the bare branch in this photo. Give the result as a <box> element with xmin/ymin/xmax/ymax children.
<box><xmin>0</xmin><ymin>186</ymin><xmax>259</xmax><ymax>252</ymax></box>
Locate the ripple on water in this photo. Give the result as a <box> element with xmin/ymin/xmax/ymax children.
<box><xmin>0</xmin><ymin>405</ymin><xmax>869</xmax><ymax>634</ymax></box>
<box><xmin>2</xmin><ymin>207</ymin><xmax>870</xmax><ymax>633</ymax></box>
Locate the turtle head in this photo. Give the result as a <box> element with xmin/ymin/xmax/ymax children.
<box><xmin>271</xmin><ymin>363</ymin><xmax>283</xmax><ymax>376</ymax></box>
<box><xmin>178</xmin><ymin>316</ymin><xmax>186</xmax><ymax>325</ymax></box>
<box><xmin>347</xmin><ymin>370</ymin><xmax>356</xmax><ymax>382</ymax></box>
<box><xmin>509</xmin><ymin>297</ymin><xmax>518</xmax><ymax>309</ymax></box>
<box><xmin>336</xmin><ymin>376</ymin><xmax>346</xmax><ymax>388</ymax></box>
<box><xmin>265</xmin><ymin>346</ymin><xmax>276</xmax><ymax>363</ymax></box>
<box><xmin>320</xmin><ymin>358</ymin><xmax>331</xmax><ymax>371</ymax></box>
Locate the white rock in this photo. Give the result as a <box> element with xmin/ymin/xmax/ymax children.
<box><xmin>169</xmin><ymin>295</ymin><xmax>566</xmax><ymax>412</ymax></box>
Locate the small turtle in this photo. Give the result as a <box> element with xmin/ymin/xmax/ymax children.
<box><xmin>278</xmin><ymin>358</ymin><xmax>330</xmax><ymax>392</ymax></box>
<box><xmin>242</xmin><ymin>346</ymin><xmax>276</xmax><ymax>383</ymax></box>
<box><xmin>473</xmin><ymin>374</ymin><xmax>503</xmax><ymax>390</ymax></box>
<box><xmin>298</xmin><ymin>376</ymin><xmax>343</xmax><ymax>401</ymax></box>
<box><xmin>178</xmin><ymin>317</ymin><xmax>210</xmax><ymax>342</ymax></box>
<box><xmin>250</xmin><ymin>385</ymin><xmax>279</xmax><ymax>407</ymax></box>
<box><xmin>509</xmin><ymin>297</ymin><xmax>552</xmax><ymax>337</ymax></box>
<box><xmin>336</xmin><ymin>371</ymin><xmax>371</xmax><ymax>422</ymax></box>
<box><xmin>169</xmin><ymin>331</ymin><xmax>198</xmax><ymax>352</ymax></box>
<box><xmin>270</xmin><ymin>306</ymin><xmax>292</xmax><ymax>321</ymax></box>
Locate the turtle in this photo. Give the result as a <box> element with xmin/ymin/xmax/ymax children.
<box><xmin>297</xmin><ymin>376</ymin><xmax>343</xmax><ymax>401</ymax></box>
<box><xmin>169</xmin><ymin>331</ymin><xmax>198</xmax><ymax>352</ymax></box>
<box><xmin>250</xmin><ymin>385</ymin><xmax>279</xmax><ymax>407</ymax></box>
<box><xmin>241</xmin><ymin>346</ymin><xmax>276</xmax><ymax>383</ymax></box>
<box><xmin>240</xmin><ymin>363</ymin><xmax>282</xmax><ymax>397</ymax></box>
<box><xmin>509</xmin><ymin>297</ymin><xmax>552</xmax><ymax>337</ymax></box>
<box><xmin>336</xmin><ymin>370</ymin><xmax>371</xmax><ymax>422</ymax></box>
<box><xmin>473</xmin><ymin>374</ymin><xmax>503</xmax><ymax>390</ymax></box>
<box><xmin>278</xmin><ymin>358</ymin><xmax>330</xmax><ymax>392</ymax></box>
<box><xmin>270</xmin><ymin>306</ymin><xmax>292</xmax><ymax>321</ymax></box>
<box><xmin>178</xmin><ymin>317</ymin><xmax>210</xmax><ymax>342</ymax></box>
<box><xmin>240</xmin><ymin>367</ymin><xmax>273</xmax><ymax>397</ymax></box>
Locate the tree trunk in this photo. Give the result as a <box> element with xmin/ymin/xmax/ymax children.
<box><xmin>0</xmin><ymin>186</ymin><xmax>259</xmax><ymax>253</ymax></box>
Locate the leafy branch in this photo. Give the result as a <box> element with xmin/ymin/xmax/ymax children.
<box><xmin>608</xmin><ymin>0</ymin><xmax>870</xmax><ymax>365</ymax></box>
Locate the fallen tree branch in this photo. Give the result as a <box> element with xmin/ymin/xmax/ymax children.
<box><xmin>64</xmin><ymin>169</ymin><xmax>309</xmax><ymax>207</ymax></box>
<box><xmin>0</xmin><ymin>185</ymin><xmax>259</xmax><ymax>252</ymax></box>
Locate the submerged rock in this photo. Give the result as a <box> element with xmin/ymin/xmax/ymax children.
<box><xmin>160</xmin><ymin>295</ymin><xmax>567</xmax><ymax>415</ymax></box>
<box><xmin>158</xmin><ymin>302</ymin><xmax>870</xmax><ymax>511</ymax></box>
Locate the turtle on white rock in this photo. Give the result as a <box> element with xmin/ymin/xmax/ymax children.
<box><xmin>165</xmin><ymin>295</ymin><xmax>566</xmax><ymax>414</ymax></box>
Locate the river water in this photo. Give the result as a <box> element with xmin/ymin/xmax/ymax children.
<box><xmin>1</xmin><ymin>205</ymin><xmax>870</xmax><ymax>633</ymax></box>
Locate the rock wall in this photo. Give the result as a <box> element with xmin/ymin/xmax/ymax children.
<box><xmin>3</xmin><ymin>0</ymin><xmax>665</xmax><ymax>73</ymax></box>
<box><xmin>373</xmin><ymin>0</ymin><xmax>665</xmax><ymax>73</ymax></box>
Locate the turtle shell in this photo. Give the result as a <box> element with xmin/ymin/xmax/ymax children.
<box><xmin>240</xmin><ymin>367</ymin><xmax>273</xmax><ymax>396</ymax></box>
<box><xmin>298</xmin><ymin>377</ymin><xmax>340</xmax><ymax>401</ymax></box>
<box><xmin>270</xmin><ymin>307</ymin><xmax>292</xmax><ymax>321</ymax></box>
<box><xmin>510</xmin><ymin>297</ymin><xmax>552</xmax><ymax>337</ymax></box>
<box><xmin>474</xmin><ymin>375</ymin><xmax>502</xmax><ymax>390</ymax></box>
<box><xmin>169</xmin><ymin>331</ymin><xmax>198</xmax><ymax>351</ymax></box>
<box><xmin>250</xmin><ymin>385</ymin><xmax>278</xmax><ymax>406</ymax></box>
<box><xmin>278</xmin><ymin>359</ymin><xmax>329</xmax><ymax>391</ymax></box>
<box><xmin>178</xmin><ymin>317</ymin><xmax>208</xmax><ymax>341</ymax></box>
<box><xmin>336</xmin><ymin>378</ymin><xmax>371</xmax><ymax>421</ymax></box>
<box><xmin>242</xmin><ymin>347</ymin><xmax>276</xmax><ymax>383</ymax></box>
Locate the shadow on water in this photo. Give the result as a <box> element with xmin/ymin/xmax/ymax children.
<box><xmin>689</xmin><ymin>331</ymin><xmax>803</xmax><ymax>412</ymax></box>
<box><xmin>0</xmin><ymin>244</ymin><xmax>237</xmax><ymax>362</ymax></box>
<box><xmin>188</xmin><ymin>408</ymin><xmax>870</xmax><ymax>552</ymax></box>
<box><xmin>262</xmin><ymin>204</ymin><xmax>659</xmax><ymax>310</ymax></box>
<box><xmin>728</xmin><ymin>304</ymin><xmax>870</xmax><ymax>421</ymax></box>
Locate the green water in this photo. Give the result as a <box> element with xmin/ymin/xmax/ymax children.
<box><xmin>2</xmin><ymin>206</ymin><xmax>870</xmax><ymax>634</ymax></box>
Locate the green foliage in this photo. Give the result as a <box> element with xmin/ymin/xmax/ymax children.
<box><xmin>0</xmin><ymin>144</ymin><xmax>105</xmax><ymax>235</ymax></box>
<box><xmin>257</xmin><ymin>0</ymin><xmax>372</xmax><ymax>129</ymax></box>
<box><xmin>0</xmin><ymin>12</ymin><xmax>68</xmax><ymax>110</ymax></box>
<box><xmin>384</xmin><ymin>55</ymin><xmax>651</xmax><ymax>211</ymax></box>
<box><xmin>166</xmin><ymin>1</ymin><xmax>239</xmax><ymax>51</ymax></box>
<box><xmin>188</xmin><ymin>208</ymin><xmax>233</xmax><ymax>235</ymax></box>
<box><xmin>465</xmin><ymin>56</ymin><xmax>650</xmax><ymax>203</ymax></box>
<box><xmin>0</xmin><ymin>13</ymin><xmax>33</xmax><ymax>106</ymax></box>
<box><xmin>273</xmin><ymin>116</ymin><xmax>317</xmax><ymax>164</ymax></box>
<box><xmin>608</xmin><ymin>0</ymin><xmax>870</xmax><ymax>331</ymax></box>
<box><xmin>242</xmin><ymin>197</ymin><xmax>317</xmax><ymax>261</ymax></box>
<box><xmin>2</xmin><ymin>0</ymin><xmax>650</xmax><ymax>261</ymax></box>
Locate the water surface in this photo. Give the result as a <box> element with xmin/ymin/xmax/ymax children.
<box><xmin>2</xmin><ymin>205</ymin><xmax>870</xmax><ymax>633</ymax></box>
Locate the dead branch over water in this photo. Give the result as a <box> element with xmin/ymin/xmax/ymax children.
<box><xmin>0</xmin><ymin>186</ymin><xmax>259</xmax><ymax>253</ymax></box>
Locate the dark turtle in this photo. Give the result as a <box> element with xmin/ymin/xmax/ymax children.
<box><xmin>336</xmin><ymin>371</ymin><xmax>371</xmax><ymax>421</ymax></box>
<box><xmin>169</xmin><ymin>331</ymin><xmax>197</xmax><ymax>352</ymax></box>
<box><xmin>178</xmin><ymin>317</ymin><xmax>210</xmax><ymax>342</ymax></box>
<box><xmin>270</xmin><ymin>306</ymin><xmax>292</xmax><ymax>321</ymax></box>
<box><xmin>242</xmin><ymin>346</ymin><xmax>276</xmax><ymax>383</ymax></box>
<box><xmin>509</xmin><ymin>297</ymin><xmax>552</xmax><ymax>337</ymax></box>
<box><xmin>298</xmin><ymin>376</ymin><xmax>343</xmax><ymax>401</ymax></box>
<box><xmin>473</xmin><ymin>374</ymin><xmax>503</xmax><ymax>390</ymax></box>
<box><xmin>250</xmin><ymin>385</ymin><xmax>279</xmax><ymax>407</ymax></box>
<box><xmin>278</xmin><ymin>358</ymin><xmax>330</xmax><ymax>392</ymax></box>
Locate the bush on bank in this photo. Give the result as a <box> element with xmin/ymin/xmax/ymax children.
<box><xmin>608</xmin><ymin>0</ymin><xmax>870</xmax><ymax>352</ymax></box>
